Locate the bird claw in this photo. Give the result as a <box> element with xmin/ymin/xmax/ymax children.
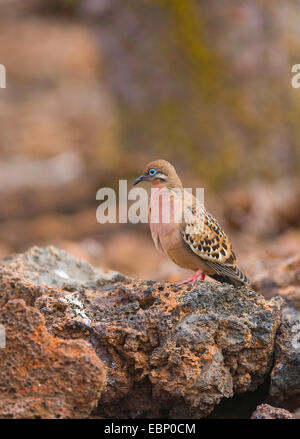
<box><xmin>176</xmin><ymin>270</ymin><xmax>205</xmax><ymax>285</ymax></box>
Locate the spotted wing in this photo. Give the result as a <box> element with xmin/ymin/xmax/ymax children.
<box><xmin>180</xmin><ymin>205</ymin><xmax>249</xmax><ymax>285</ymax></box>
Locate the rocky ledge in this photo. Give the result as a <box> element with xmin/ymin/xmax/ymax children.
<box><xmin>0</xmin><ymin>246</ymin><xmax>298</xmax><ymax>418</ymax></box>
<box><xmin>251</xmin><ymin>404</ymin><xmax>294</xmax><ymax>419</ymax></box>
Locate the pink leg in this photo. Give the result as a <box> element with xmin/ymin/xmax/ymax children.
<box><xmin>176</xmin><ymin>269</ymin><xmax>205</xmax><ymax>285</ymax></box>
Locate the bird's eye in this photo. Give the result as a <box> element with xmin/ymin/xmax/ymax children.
<box><xmin>148</xmin><ymin>168</ymin><xmax>157</xmax><ymax>176</ymax></box>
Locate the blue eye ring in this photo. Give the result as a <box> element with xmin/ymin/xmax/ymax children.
<box><xmin>148</xmin><ymin>168</ymin><xmax>157</xmax><ymax>176</ymax></box>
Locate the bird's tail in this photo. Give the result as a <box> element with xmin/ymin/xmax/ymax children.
<box><xmin>209</xmin><ymin>264</ymin><xmax>250</xmax><ymax>288</ymax></box>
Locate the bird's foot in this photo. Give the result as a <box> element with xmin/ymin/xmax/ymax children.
<box><xmin>176</xmin><ymin>269</ymin><xmax>205</xmax><ymax>285</ymax></box>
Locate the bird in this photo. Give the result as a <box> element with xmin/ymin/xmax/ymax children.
<box><xmin>133</xmin><ymin>159</ymin><xmax>250</xmax><ymax>287</ymax></box>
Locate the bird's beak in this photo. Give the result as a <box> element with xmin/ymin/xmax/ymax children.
<box><xmin>133</xmin><ymin>174</ymin><xmax>149</xmax><ymax>186</ymax></box>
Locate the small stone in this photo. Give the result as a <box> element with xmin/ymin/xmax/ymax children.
<box><xmin>251</xmin><ymin>404</ymin><xmax>294</xmax><ymax>419</ymax></box>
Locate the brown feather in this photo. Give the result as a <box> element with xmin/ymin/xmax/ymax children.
<box><xmin>180</xmin><ymin>194</ymin><xmax>249</xmax><ymax>286</ymax></box>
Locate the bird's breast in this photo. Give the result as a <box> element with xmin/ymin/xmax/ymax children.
<box><xmin>149</xmin><ymin>188</ymin><xmax>182</xmax><ymax>253</ymax></box>
<box><xmin>148</xmin><ymin>187</ymin><xmax>212</xmax><ymax>272</ymax></box>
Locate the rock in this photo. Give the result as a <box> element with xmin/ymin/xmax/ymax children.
<box><xmin>269</xmin><ymin>306</ymin><xmax>300</xmax><ymax>409</ymax></box>
<box><xmin>252</xmin><ymin>252</ymin><xmax>300</xmax><ymax>306</ymax></box>
<box><xmin>0</xmin><ymin>246</ymin><xmax>283</xmax><ymax>418</ymax></box>
<box><xmin>293</xmin><ymin>407</ymin><xmax>300</xmax><ymax>419</ymax></box>
<box><xmin>223</xmin><ymin>180</ymin><xmax>300</xmax><ymax>238</ymax></box>
<box><xmin>0</xmin><ymin>299</ymin><xmax>106</xmax><ymax>419</ymax></box>
<box><xmin>247</xmin><ymin>249</ymin><xmax>300</xmax><ymax>411</ymax></box>
<box><xmin>251</xmin><ymin>404</ymin><xmax>294</xmax><ymax>419</ymax></box>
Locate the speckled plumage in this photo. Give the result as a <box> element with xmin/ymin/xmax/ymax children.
<box><xmin>134</xmin><ymin>159</ymin><xmax>250</xmax><ymax>287</ymax></box>
<box><xmin>180</xmin><ymin>200</ymin><xmax>249</xmax><ymax>286</ymax></box>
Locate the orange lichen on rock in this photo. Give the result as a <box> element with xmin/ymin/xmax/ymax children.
<box><xmin>0</xmin><ymin>246</ymin><xmax>284</xmax><ymax>418</ymax></box>
<box><xmin>0</xmin><ymin>299</ymin><xmax>106</xmax><ymax>419</ymax></box>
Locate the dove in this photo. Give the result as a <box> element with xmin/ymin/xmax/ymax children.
<box><xmin>133</xmin><ymin>159</ymin><xmax>249</xmax><ymax>286</ymax></box>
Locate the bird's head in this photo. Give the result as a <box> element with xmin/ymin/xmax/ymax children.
<box><xmin>133</xmin><ymin>159</ymin><xmax>182</xmax><ymax>189</ymax></box>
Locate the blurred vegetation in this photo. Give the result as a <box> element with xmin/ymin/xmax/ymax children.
<box><xmin>0</xmin><ymin>0</ymin><xmax>299</xmax><ymax>274</ymax></box>
<box><xmin>76</xmin><ymin>0</ymin><xmax>300</xmax><ymax>190</ymax></box>
<box><xmin>31</xmin><ymin>0</ymin><xmax>300</xmax><ymax>190</ymax></box>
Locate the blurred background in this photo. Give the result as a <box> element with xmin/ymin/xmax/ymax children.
<box><xmin>1</xmin><ymin>0</ymin><xmax>300</xmax><ymax>283</ymax></box>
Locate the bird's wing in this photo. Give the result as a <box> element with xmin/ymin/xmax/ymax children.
<box><xmin>180</xmin><ymin>202</ymin><xmax>249</xmax><ymax>285</ymax></box>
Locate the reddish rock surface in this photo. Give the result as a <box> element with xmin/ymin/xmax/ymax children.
<box><xmin>0</xmin><ymin>246</ymin><xmax>283</xmax><ymax>418</ymax></box>
<box><xmin>238</xmin><ymin>242</ymin><xmax>300</xmax><ymax>412</ymax></box>
<box><xmin>223</xmin><ymin>180</ymin><xmax>300</xmax><ymax>238</ymax></box>
<box><xmin>248</xmin><ymin>247</ymin><xmax>300</xmax><ymax>410</ymax></box>
<box><xmin>245</xmin><ymin>246</ymin><xmax>300</xmax><ymax>318</ymax></box>
<box><xmin>252</xmin><ymin>253</ymin><xmax>300</xmax><ymax>302</ymax></box>
<box><xmin>269</xmin><ymin>306</ymin><xmax>300</xmax><ymax>410</ymax></box>
<box><xmin>251</xmin><ymin>404</ymin><xmax>294</xmax><ymax>419</ymax></box>
<box><xmin>0</xmin><ymin>299</ymin><xmax>106</xmax><ymax>418</ymax></box>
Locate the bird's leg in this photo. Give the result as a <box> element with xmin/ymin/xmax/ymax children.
<box><xmin>176</xmin><ymin>269</ymin><xmax>205</xmax><ymax>285</ymax></box>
